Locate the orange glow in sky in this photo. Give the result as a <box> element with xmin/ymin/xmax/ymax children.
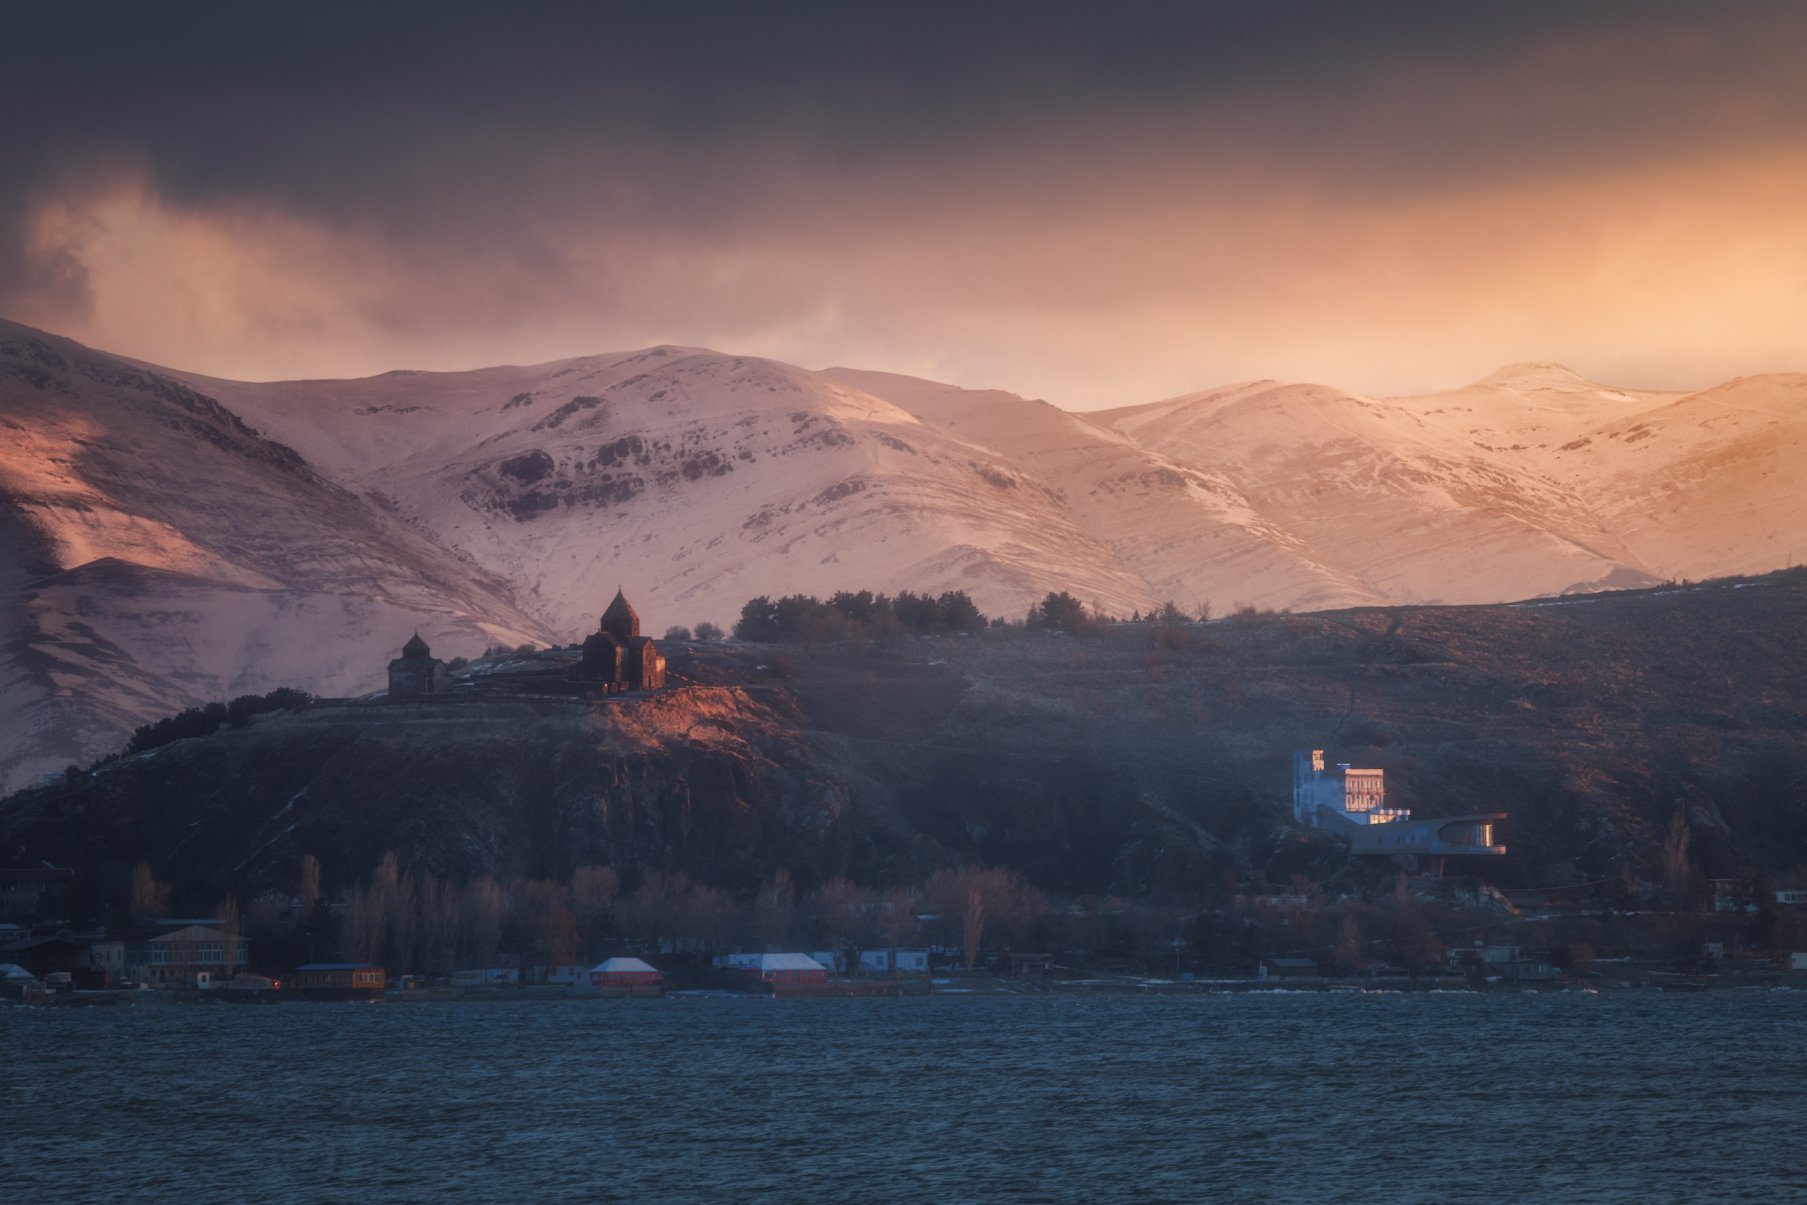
<box><xmin>5</xmin><ymin>5</ymin><xmax>1805</xmax><ymax>406</ymax></box>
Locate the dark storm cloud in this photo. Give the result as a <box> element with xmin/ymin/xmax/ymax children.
<box><xmin>9</xmin><ymin>2</ymin><xmax>1804</xmax><ymax>231</ymax></box>
<box><xmin>5</xmin><ymin>1</ymin><xmax>1806</xmax><ymax>398</ymax></box>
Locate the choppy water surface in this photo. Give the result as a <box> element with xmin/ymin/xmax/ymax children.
<box><xmin>5</xmin><ymin>990</ymin><xmax>1805</xmax><ymax>1202</ymax></box>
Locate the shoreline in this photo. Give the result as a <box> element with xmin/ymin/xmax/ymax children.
<box><xmin>14</xmin><ymin>971</ymin><xmax>1799</xmax><ymax>1007</ymax></box>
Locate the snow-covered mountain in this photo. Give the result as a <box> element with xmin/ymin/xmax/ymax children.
<box><xmin>1092</xmin><ymin>369</ymin><xmax>1664</xmax><ymax>605</ymax></box>
<box><xmin>183</xmin><ymin>348</ymin><xmax>1159</xmax><ymax>634</ymax></box>
<box><xmin>825</xmin><ymin>369</ymin><xmax>1383</xmax><ymax>613</ymax></box>
<box><xmin>3</xmin><ymin>319</ymin><xmax>1800</xmax><ymax>791</ymax></box>
<box><xmin>0</xmin><ymin>320</ymin><xmax>552</xmax><ymax>791</ymax></box>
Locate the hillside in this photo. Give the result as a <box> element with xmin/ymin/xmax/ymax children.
<box><xmin>3</xmin><ymin>317</ymin><xmax>1802</xmax><ymax>791</ymax></box>
<box><xmin>182</xmin><ymin>348</ymin><xmax>1157</xmax><ymax>634</ymax></box>
<box><xmin>825</xmin><ymin>368</ymin><xmax>1379</xmax><ymax>614</ymax></box>
<box><xmin>0</xmin><ymin>321</ymin><xmax>553</xmax><ymax>792</ymax></box>
<box><xmin>5</xmin><ymin>570</ymin><xmax>1802</xmax><ymax>912</ymax></box>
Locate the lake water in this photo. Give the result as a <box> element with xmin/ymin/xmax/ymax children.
<box><xmin>5</xmin><ymin>990</ymin><xmax>1804</xmax><ymax>1202</ymax></box>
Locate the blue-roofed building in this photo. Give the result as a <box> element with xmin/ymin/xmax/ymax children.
<box><xmin>293</xmin><ymin>962</ymin><xmax>384</xmax><ymax>999</ymax></box>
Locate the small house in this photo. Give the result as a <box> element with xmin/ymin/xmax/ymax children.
<box><xmin>292</xmin><ymin>962</ymin><xmax>385</xmax><ymax>999</ymax></box>
<box><xmin>732</xmin><ymin>952</ymin><xmax>828</xmax><ymax>987</ymax></box>
<box><xmin>588</xmin><ymin>957</ymin><xmax>663</xmax><ymax>988</ymax></box>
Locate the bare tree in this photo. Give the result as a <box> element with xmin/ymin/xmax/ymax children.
<box><xmin>465</xmin><ymin>877</ymin><xmax>504</xmax><ymax>968</ymax></box>
<box><xmin>1333</xmin><ymin>913</ymin><xmax>1363</xmax><ymax>976</ymax></box>
<box><xmin>341</xmin><ymin>888</ymin><xmax>378</xmax><ymax>963</ymax></box>
<box><xmin>570</xmin><ymin>865</ymin><xmax>619</xmax><ymax>957</ymax></box>
<box><xmin>414</xmin><ymin>873</ymin><xmax>457</xmax><ymax>977</ymax></box>
<box><xmin>679</xmin><ymin>881</ymin><xmax>735</xmax><ymax>959</ymax></box>
<box><xmin>618</xmin><ymin>872</ymin><xmax>683</xmax><ymax>951</ymax></box>
<box><xmin>370</xmin><ymin>853</ymin><xmax>416</xmax><ymax>973</ymax></box>
<box><xmin>544</xmin><ymin>901</ymin><xmax>580</xmax><ymax>971</ymax></box>
<box><xmin>130</xmin><ymin>862</ymin><xmax>171</xmax><ymax>921</ymax></box>
<box><xmin>809</xmin><ymin>877</ymin><xmax>862</xmax><ymax>951</ymax></box>
<box><xmin>1663</xmin><ymin>812</ymin><xmax>1694</xmax><ymax>906</ymax></box>
<box><xmin>963</xmin><ymin>885</ymin><xmax>986</xmax><ymax>970</ymax></box>
<box><xmin>300</xmin><ymin>853</ymin><xmax>322</xmax><ymax>916</ymax></box>
<box><xmin>926</xmin><ymin>866</ymin><xmax>1048</xmax><ymax>969</ymax></box>
<box><xmin>753</xmin><ymin>869</ymin><xmax>795</xmax><ymax>951</ymax></box>
<box><xmin>217</xmin><ymin>895</ymin><xmax>242</xmax><ymax>979</ymax></box>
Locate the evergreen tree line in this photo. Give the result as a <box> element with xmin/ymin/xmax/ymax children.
<box><xmin>729</xmin><ymin>586</ymin><xmax>1216</xmax><ymax>643</ymax></box>
<box><xmin>734</xmin><ymin>589</ymin><xmax>987</xmax><ymax>642</ymax></box>
<box><xmin>121</xmin><ymin>687</ymin><xmax>315</xmax><ymax>757</ymax></box>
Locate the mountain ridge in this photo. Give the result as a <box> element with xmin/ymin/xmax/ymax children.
<box><xmin>2</xmin><ymin>316</ymin><xmax>1800</xmax><ymax>789</ymax></box>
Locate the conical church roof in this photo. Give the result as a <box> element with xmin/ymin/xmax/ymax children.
<box><xmin>402</xmin><ymin>632</ymin><xmax>432</xmax><ymax>657</ymax></box>
<box><xmin>600</xmin><ymin>588</ymin><xmax>641</xmax><ymax>639</ymax></box>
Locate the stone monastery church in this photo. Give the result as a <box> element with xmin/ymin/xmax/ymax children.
<box><xmin>579</xmin><ymin>589</ymin><xmax>667</xmax><ymax>692</ymax></box>
<box><xmin>386</xmin><ymin>633</ymin><xmax>450</xmax><ymax>698</ymax></box>
<box><xmin>385</xmin><ymin>588</ymin><xmax>665</xmax><ymax>698</ymax></box>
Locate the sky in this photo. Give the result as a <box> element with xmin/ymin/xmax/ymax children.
<box><xmin>4</xmin><ymin>1</ymin><xmax>1806</xmax><ymax>408</ymax></box>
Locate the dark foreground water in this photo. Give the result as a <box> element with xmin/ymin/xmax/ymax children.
<box><xmin>4</xmin><ymin>990</ymin><xmax>1805</xmax><ymax>1203</ymax></box>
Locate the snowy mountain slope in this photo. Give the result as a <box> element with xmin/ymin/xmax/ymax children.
<box><xmin>0</xmin><ymin>320</ymin><xmax>552</xmax><ymax>791</ymax></box>
<box><xmin>1500</xmin><ymin>373</ymin><xmax>1805</xmax><ymax>578</ymax></box>
<box><xmin>1096</xmin><ymin>375</ymin><xmax>1669</xmax><ymax>603</ymax></box>
<box><xmin>824</xmin><ymin>368</ymin><xmax>1382</xmax><ymax>612</ymax></box>
<box><xmin>4</xmin><ymin>316</ymin><xmax>1800</xmax><ymax>793</ymax></box>
<box><xmin>1383</xmin><ymin>365</ymin><xmax>1806</xmax><ymax>587</ymax></box>
<box><xmin>187</xmin><ymin>349</ymin><xmax>1159</xmax><ymax>631</ymax></box>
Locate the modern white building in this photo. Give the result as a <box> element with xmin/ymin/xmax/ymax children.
<box><xmin>1292</xmin><ymin>749</ymin><xmax>1506</xmax><ymax>864</ymax></box>
<box><xmin>1292</xmin><ymin>749</ymin><xmax>1409</xmax><ymax>826</ymax></box>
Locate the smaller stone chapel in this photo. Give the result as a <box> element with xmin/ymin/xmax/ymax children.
<box><xmin>578</xmin><ymin>589</ymin><xmax>666</xmax><ymax>693</ymax></box>
<box><xmin>387</xmin><ymin>632</ymin><xmax>451</xmax><ymax>697</ymax></box>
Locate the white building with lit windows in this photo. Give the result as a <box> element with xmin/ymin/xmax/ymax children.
<box><xmin>1292</xmin><ymin>750</ymin><xmax>1505</xmax><ymax>866</ymax></box>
